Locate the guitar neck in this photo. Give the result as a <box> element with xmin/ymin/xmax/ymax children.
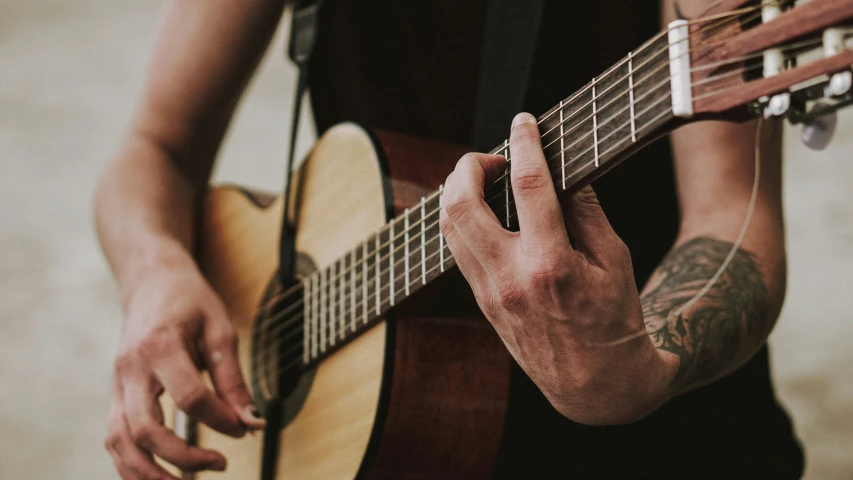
<box><xmin>300</xmin><ymin>29</ymin><xmax>677</xmax><ymax>366</ymax></box>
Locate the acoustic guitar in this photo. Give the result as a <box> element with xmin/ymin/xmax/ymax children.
<box><xmin>164</xmin><ymin>0</ymin><xmax>853</xmax><ymax>477</ymax></box>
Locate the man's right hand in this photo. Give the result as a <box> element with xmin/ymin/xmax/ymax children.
<box><xmin>104</xmin><ymin>258</ymin><xmax>265</xmax><ymax>480</ymax></box>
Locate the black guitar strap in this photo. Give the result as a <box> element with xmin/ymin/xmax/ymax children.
<box><xmin>263</xmin><ymin>5</ymin><xmax>324</xmax><ymax>480</ymax></box>
<box><xmin>473</xmin><ymin>0</ymin><xmax>546</xmax><ymax>151</ymax></box>
<box><xmin>278</xmin><ymin>0</ymin><xmax>324</xmax><ymax>286</ymax></box>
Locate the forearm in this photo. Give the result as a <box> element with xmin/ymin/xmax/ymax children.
<box><xmin>641</xmin><ymin>230</ymin><xmax>786</xmax><ymax>395</ymax></box>
<box><xmin>95</xmin><ymin>134</ymin><xmax>202</xmax><ymax>306</ymax></box>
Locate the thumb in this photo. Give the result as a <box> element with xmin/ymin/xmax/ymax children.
<box><xmin>202</xmin><ymin>303</ymin><xmax>266</xmax><ymax>430</ymax></box>
<box><xmin>561</xmin><ymin>185</ymin><xmax>624</xmax><ymax>266</ymax></box>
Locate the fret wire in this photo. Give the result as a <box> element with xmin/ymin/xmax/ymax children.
<box><xmin>503</xmin><ymin>140</ymin><xmax>510</xmax><ymax>227</ymax></box>
<box><xmin>338</xmin><ymin>255</ymin><xmax>347</xmax><ymax>339</ymax></box>
<box><xmin>592</xmin><ymin>78</ymin><xmax>600</xmax><ymax>168</ymax></box>
<box><xmin>420</xmin><ymin>197</ymin><xmax>427</xmax><ymax>285</ymax></box>
<box><xmin>375</xmin><ymin>234</ymin><xmax>380</xmax><ymax>315</ymax></box>
<box><xmin>303</xmin><ymin>281</ymin><xmax>310</xmax><ymax>363</ymax></box>
<box><xmin>559</xmin><ymin>100</ymin><xmax>566</xmax><ymax>190</ymax></box>
<box><xmin>390</xmin><ymin>221</ymin><xmax>395</xmax><ymax>306</ymax></box>
<box><xmin>404</xmin><ymin>209</ymin><xmax>410</xmax><ymax>296</ymax></box>
<box><xmin>350</xmin><ymin>249</ymin><xmax>356</xmax><ymax>333</ymax></box>
<box><xmin>628</xmin><ymin>52</ymin><xmax>637</xmax><ymax>143</ymax></box>
<box><xmin>439</xmin><ymin>185</ymin><xmax>445</xmax><ymax>272</ymax></box>
<box><xmin>362</xmin><ymin>242</ymin><xmax>368</xmax><ymax>324</ymax></box>
<box><xmin>329</xmin><ymin>260</ymin><xmax>336</xmax><ymax>345</ymax></box>
<box><xmin>319</xmin><ymin>269</ymin><xmax>326</xmax><ymax>353</ymax></box>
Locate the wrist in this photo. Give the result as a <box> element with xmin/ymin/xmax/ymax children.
<box><xmin>118</xmin><ymin>236</ymin><xmax>199</xmax><ymax>310</ymax></box>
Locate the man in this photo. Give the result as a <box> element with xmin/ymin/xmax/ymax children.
<box><xmin>96</xmin><ymin>0</ymin><xmax>804</xmax><ymax>478</ymax></box>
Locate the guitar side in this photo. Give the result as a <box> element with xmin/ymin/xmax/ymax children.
<box><xmin>167</xmin><ymin>123</ymin><xmax>510</xmax><ymax>479</ymax></box>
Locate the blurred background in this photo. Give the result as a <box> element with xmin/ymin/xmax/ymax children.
<box><xmin>1</xmin><ymin>0</ymin><xmax>851</xmax><ymax>478</ymax></box>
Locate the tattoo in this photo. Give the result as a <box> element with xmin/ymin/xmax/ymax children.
<box><xmin>642</xmin><ymin>237</ymin><xmax>769</xmax><ymax>388</ymax></box>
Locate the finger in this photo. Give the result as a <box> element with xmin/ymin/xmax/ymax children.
<box><xmin>123</xmin><ymin>375</ymin><xmax>227</xmax><ymax>472</ymax></box>
<box><xmin>441</xmin><ymin>153</ymin><xmax>511</xmax><ymax>270</ymax></box>
<box><xmin>508</xmin><ymin>112</ymin><xmax>570</xmax><ymax>250</ymax></box>
<box><xmin>201</xmin><ymin>304</ymin><xmax>266</xmax><ymax>430</ymax></box>
<box><xmin>560</xmin><ymin>185</ymin><xmax>626</xmax><ymax>267</ymax></box>
<box><xmin>107</xmin><ymin>386</ymin><xmax>178</xmax><ymax>480</ymax></box>
<box><xmin>440</xmin><ymin>173</ymin><xmax>488</xmax><ymax>288</ymax></box>
<box><xmin>140</xmin><ymin>330</ymin><xmax>246</xmax><ymax>437</ymax></box>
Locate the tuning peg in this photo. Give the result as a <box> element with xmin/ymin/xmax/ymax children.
<box><xmin>800</xmin><ymin>102</ymin><xmax>837</xmax><ymax>151</ymax></box>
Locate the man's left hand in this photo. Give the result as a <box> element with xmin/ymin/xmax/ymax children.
<box><xmin>439</xmin><ymin>112</ymin><xmax>677</xmax><ymax>425</ymax></box>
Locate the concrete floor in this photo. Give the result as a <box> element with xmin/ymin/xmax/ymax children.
<box><xmin>1</xmin><ymin>1</ymin><xmax>851</xmax><ymax>478</ymax></box>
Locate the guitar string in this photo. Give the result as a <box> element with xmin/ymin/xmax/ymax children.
<box><xmin>249</xmin><ymin>7</ymin><xmax>762</xmax><ymax>333</ymax></box>
<box><xmin>246</xmin><ymin>7</ymin><xmax>755</xmax><ymax>322</ymax></box>
<box><xmin>256</xmin><ymin>31</ymin><xmax>823</xmax><ymax>347</ymax></box>
<box><xmin>254</xmin><ymin>16</ymin><xmax>831</xmax><ymax>372</ymax></box>
<box><xmin>250</xmin><ymin>4</ymin><xmax>776</xmax><ymax>321</ymax></box>
<box><xmin>266</xmin><ymin>24</ymin><xmax>839</xmax><ymax>372</ymax></box>
<box><xmin>253</xmin><ymin>35</ymin><xmax>829</xmax><ymax>374</ymax></box>
<box><xmin>263</xmin><ymin>47</ymin><xmax>791</xmax><ymax>374</ymax></box>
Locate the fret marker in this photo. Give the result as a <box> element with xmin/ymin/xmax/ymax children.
<box><xmin>404</xmin><ymin>209</ymin><xmax>410</xmax><ymax>296</ymax></box>
<box><xmin>390</xmin><ymin>221</ymin><xmax>396</xmax><ymax>307</ymax></box>
<box><xmin>559</xmin><ymin>100</ymin><xmax>566</xmax><ymax>189</ymax></box>
<box><xmin>628</xmin><ymin>52</ymin><xmax>637</xmax><ymax>143</ymax></box>
<box><xmin>592</xmin><ymin>78</ymin><xmax>600</xmax><ymax>167</ymax></box>
<box><xmin>439</xmin><ymin>185</ymin><xmax>445</xmax><ymax>271</ymax></box>
<box><xmin>420</xmin><ymin>197</ymin><xmax>426</xmax><ymax>285</ymax></box>
<box><xmin>303</xmin><ymin>279</ymin><xmax>310</xmax><ymax>364</ymax></box>
<box><xmin>668</xmin><ymin>19</ymin><xmax>693</xmax><ymax>118</ymax></box>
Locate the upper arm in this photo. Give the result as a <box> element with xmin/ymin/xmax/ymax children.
<box><xmin>130</xmin><ymin>0</ymin><xmax>286</xmax><ymax>185</ymax></box>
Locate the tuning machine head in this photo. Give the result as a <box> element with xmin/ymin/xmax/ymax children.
<box><xmin>800</xmin><ymin>102</ymin><xmax>838</xmax><ymax>151</ymax></box>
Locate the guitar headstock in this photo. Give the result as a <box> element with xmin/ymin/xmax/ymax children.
<box><xmin>676</xmin><ymin>0</ymin><xmax>853</xmax><ymax>124</ymax></box>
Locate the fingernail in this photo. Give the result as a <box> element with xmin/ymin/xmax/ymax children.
<box><xmin>513</xmin><ymin>112</ymin><xmax>536</xmax><ymax>127</ymax></box>
<box><xmin>209</xmin><ymin>456</ymin><xmax>227</xmax><ymax>471</ymax></box>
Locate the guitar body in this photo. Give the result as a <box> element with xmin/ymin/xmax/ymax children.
<box><xmin>181</xmin><ymin>123</ymin><xmax>511</xmax><ymax>479</ymax></box>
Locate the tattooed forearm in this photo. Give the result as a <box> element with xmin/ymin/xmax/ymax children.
<box><xmin>642</xmin><ymin>237</ymin><xmax>769</xmax><ymax>389</ymax></box>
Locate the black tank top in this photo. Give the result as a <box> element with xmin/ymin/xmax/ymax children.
<box><xmin>308</xmin><ymin>1</ymin><xmax>804</xmax><ymax>477</ymax></box>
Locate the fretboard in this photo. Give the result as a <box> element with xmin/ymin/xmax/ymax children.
<box><xmin>300</xmin><ymin>31</ymin><xmax>675</xmax><ymax>366</ymax></box>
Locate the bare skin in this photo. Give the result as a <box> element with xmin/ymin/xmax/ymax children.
<box><xmin>97</xmin><ymin>0</ymin><xmax>786</xmax><ymax>478</ymax></box>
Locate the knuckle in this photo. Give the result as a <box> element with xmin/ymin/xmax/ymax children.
<box><xmin>130</xmin><ymin>422</ymin><xmax>157</xmax><ymax>448</ymax></box>
<box><xmin>457</xmin><ymin>152</ymin><xmax>481</xmax><ymax>169</ymax></box>
<box><xmin>174</xmin><ymin>384</ymin><xmax>209</xmax><ymax>414</ymax></box>
<box><xmin>495</xmin><ymin>276</ymin><xmax>526</xmax><ymax>311</ymax></box>
<box><xmin>138</xmin><ymin>328</ymin><xmax>175</xmax><ymax>361</ymax></box>
<box><xmin>512</xmin><ymin>165</ymin><xmax>549</xmax><ymax>192</ymax></box>
<box><xmin>572</xmin><ymin>187</ymin><xmax>602</xmax><ymax>215</ymax></box>
<box><xmin>442</xmin><ymin>191</ymin><xmax>475</xmax><ymax>225</ymax></box>
<box><xmin>114</xmin><ymin>350</ymin><xmax>137</xmax><ymax>375</ymax></box>
<box><xmin>210</xmin><ymin>325</ymin><xmax>237</xmax><ymax>351</ymax></box>
<box><xmin>104</xmin><ymin>432</ymin><xmax>121</xmax><ymax>452</ymax></box>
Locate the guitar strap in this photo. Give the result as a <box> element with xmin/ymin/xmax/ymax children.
<box><xmin>278</xmin><ymin>0</ymin><xmax>324</xmax><ymax>286</ymax></box>
<box><xmin>473</xmin><ymin>0</ymin><xmax>546</xmax><ymax>151</ymax></box>
<box><xmin>264</xmin><ymin>5</ymin><xmax>324</xmax><ymax>480</ymax></box>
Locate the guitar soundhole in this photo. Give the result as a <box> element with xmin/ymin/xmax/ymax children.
<box><xmin>250</xmin><ymin>252</ymin><xmax>317</xmax><ymax>427</ymax></box>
